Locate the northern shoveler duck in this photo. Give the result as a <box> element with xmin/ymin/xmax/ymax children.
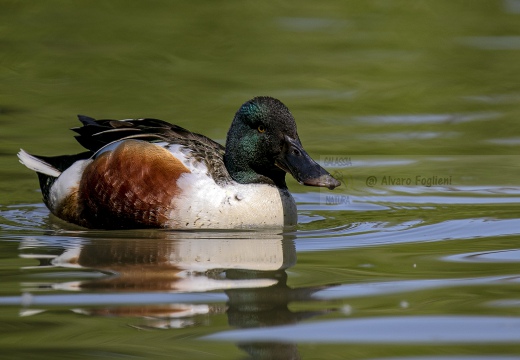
<box><xmin>18</xmin><ymin>96</ymin><xmax>340</xmax><ymax>229</ymax></box>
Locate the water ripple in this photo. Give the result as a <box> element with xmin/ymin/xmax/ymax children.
<box><xmin>312</xmin><ymin>275</ymin><xmax>520</xmax><ymax>300</ymax></box>
<box><xmin>444</xmin><ymin>249</ymin><xmax>520</xmax><ymax>263</ymax></box>
<box><xmin>296</xmin><ymin>218</ymin><xmax>520</xmax><ymax>252</ymax></box>
<box><xmin>204</xmin><ymin>315</ymin><xmax>520</xmax><ymax>343</ymax></box>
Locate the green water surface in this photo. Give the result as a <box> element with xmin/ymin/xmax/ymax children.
<box><xmin>1</xmin><ymin>1</ymin><xmax>520</xmax><ymax>359</ymax></box>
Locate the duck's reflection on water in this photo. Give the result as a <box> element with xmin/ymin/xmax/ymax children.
<box><xmin>20</xmin><ymin>231</ymin><xmax>329</xmax><ymax>359</ymax></box>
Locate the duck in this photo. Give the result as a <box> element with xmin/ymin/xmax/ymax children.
<box><xmin>18</xmin><ymin>96</ymin><xmax>340</xmax><ymax>230</ymax></box>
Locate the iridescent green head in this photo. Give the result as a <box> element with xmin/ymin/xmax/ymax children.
<box><xmin>224</xmin><ymin>96</ymin><xmax>340</xmax><ymax>190</ymax></box>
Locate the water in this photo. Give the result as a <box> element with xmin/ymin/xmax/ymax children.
<box><xmin>1</xmin><ymin>1</ymin><xmax>520</xmax><ymax>359</ymax></box>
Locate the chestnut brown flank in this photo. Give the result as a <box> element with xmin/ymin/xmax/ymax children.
<box><xmin>68</xmin><ymin>140</ymin><xmax>189</xmax><ymax>229</ymax></box>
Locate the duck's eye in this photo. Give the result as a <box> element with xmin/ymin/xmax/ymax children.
<box><xmin>257</xmin><ymin>125</ymin><xmax>266</xmax><ymax>133</ymax></box>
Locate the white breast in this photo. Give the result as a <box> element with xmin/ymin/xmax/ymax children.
<box><xmin>163</xmin><ymin>144</ymin><xmax>297</xmax><ymax>229</ymax></box>
<box><xmin>168</xmin><ymin>175</ymin><xmax>297</xmax><ymax>229</ymax></box>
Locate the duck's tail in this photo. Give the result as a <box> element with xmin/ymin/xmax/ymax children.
<box><xmin>18</xmin><ymin>149</ymin><xmax>92</xmax><ymax>207</ymax></box>
<box><xmin>17</xmin><ymin>149</ymin><xmax>61</xmax><ymax>177</ymax></box>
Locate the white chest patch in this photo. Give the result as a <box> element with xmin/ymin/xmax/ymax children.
<box><xmin>163</xmin><ymin>144</ymin><xmax>297</xmax><ymax>229</ymax></box>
